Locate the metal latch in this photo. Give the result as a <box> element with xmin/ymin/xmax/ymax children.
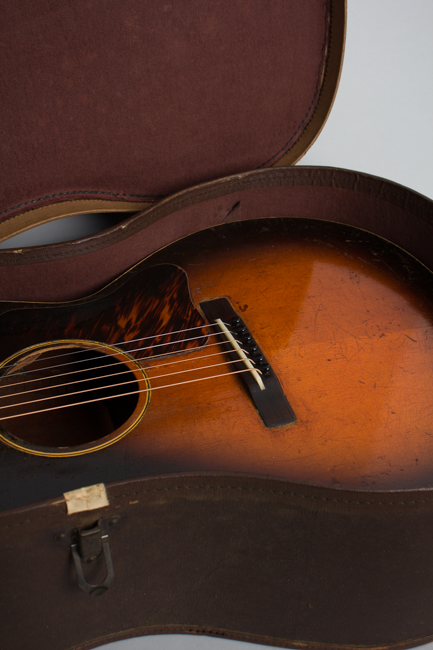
<box><xmin>57</xmin><ymin>516</ymin><xmax>119</xmax><ymax>596</ymax></box>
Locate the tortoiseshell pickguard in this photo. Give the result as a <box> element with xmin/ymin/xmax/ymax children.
<box><xmin>0</xmin><ymin>264</ymin><xmax>207</xmax><ymax>365</ymax></box>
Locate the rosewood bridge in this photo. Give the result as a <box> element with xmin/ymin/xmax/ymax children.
<box><xmin>200</xmin><ymin>298</ymin><xmax>296</xmax><ymax>428</ymax></box>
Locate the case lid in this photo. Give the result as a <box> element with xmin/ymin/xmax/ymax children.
<box><xmin>0</xmin><ymin>0</ymin><xmax>345</xmax><ymax>239</ymax></box>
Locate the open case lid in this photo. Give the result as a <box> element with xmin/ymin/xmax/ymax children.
<box><xmin>0</xmin><ymin>0</ymin><xmax>345</xmax><ymax>241</ymax></box>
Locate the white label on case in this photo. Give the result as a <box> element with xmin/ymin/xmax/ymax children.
<box><xmin>64</xmin><ymin>483</ymin><xmax>109</xmax><ymax>514</ymax></box>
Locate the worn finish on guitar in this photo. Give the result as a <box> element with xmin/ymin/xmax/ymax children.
<box><xmin>1</xmin><ymin>218</ymin><xmax>433</xmax><ymax>505</ymax></box>
<box><xmin>147</xmin><ymin>219</ymin><xmax>433</xmax><ymax>490</ymax></box>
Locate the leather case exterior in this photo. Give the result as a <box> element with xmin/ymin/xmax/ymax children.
<box><xmin>3</xmin><ymin>472</ymin><xmax>433</xmax><ymax>650</ymax></box>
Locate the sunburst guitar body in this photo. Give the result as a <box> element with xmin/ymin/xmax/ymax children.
<box><xmin>1</xmin><ymin>218</ymin><xmax>433</xmax><ymax>506</ymax></box>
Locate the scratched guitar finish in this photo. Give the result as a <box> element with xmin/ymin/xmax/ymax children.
<box><xmin>1</xmin><ymin>218</ymin><xmax>433</xmax><ymax>506</ymax></box>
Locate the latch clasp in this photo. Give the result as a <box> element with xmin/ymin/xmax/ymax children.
<box><xmin>69</xmin><ymin>516</ymin><xmax>119</xmax><ymax>596</ymax></box>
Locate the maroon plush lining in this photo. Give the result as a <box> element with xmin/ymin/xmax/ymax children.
<box><xmin>0</xmin><ymin>0</ymin><xmax>329</xmax><ymax>219</ymax></box>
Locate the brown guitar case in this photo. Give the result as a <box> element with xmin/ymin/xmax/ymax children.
<box><xmin>1</xmin><ymin>2</ymin><xmax>433</xmax><ymax>649</ymax></box>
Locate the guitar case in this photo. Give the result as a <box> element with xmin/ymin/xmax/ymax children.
<box><xmin>1</xmin><ymin>1</ymin><xmax>433</xmax><ymax>649</ymax></box>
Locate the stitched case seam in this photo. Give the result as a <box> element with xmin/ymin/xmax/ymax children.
<box><xmin>0</xmin><ymin>169</ymin><xmax>431</xmax><ymax>266</ymax></box>
<box><xmin>2</xmin><ymin>483</ymin><xmax>433</xmax><ymax>530</ymax></box>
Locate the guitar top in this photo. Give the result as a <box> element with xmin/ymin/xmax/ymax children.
<box><xmin>1</xmin><ymin>218</ymin><xmax>433</xmax><ymax>510</ymax></box>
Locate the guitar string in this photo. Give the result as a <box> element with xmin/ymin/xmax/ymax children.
<box><xmin>0</xmin><ymin>345</ymin><xmax>241</xmax><ymax>399</ymax></box>
<box><xmin>0</xmin><ymin>327</ymin><xmax>227</xmax><ymax>381</ymax></box>
<box><xmin>0</xmin><ymin>322</ymin><xmax>223</xmax><ymax>376</ymax></box>
<box><xmin>0</xmin><ymin>366</ymin><xmax>258</xmax><ymax>421</ymax></box>
<box><xmin>0</xmin><ymin>355</ymin><xmax>252</xmax><ymax>412</ymax></box>
<box><xmin>0</xmin><ymin>335</ymin><xmax>233</xmax><ymax>391</ymax></box>
<box><xmin>0</xmin><ymin>320</ymin><xmax>254</xmax><ymax>415</ymax></box>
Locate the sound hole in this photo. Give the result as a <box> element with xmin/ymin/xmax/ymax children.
<box><xmin>0</xmin><ymin>345</ymin><xmax>141</xmax><ymax>449</ymax></box>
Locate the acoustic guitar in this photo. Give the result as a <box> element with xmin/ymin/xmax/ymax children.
<box><xmin>1</xmin><ymin>217</ymin><xmax>432</xmax><ymax>508</ymax></box>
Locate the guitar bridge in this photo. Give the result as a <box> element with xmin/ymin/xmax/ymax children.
<box><xmin>199</xmin><ymin>298</ymin><xmax>296</xmax><ymax>428</ymax></box>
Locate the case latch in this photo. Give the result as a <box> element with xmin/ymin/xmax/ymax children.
<box><xmin>70</xmin><ymin>516</ymin><xmax>119</xmax><ymax>596</ymax></box>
